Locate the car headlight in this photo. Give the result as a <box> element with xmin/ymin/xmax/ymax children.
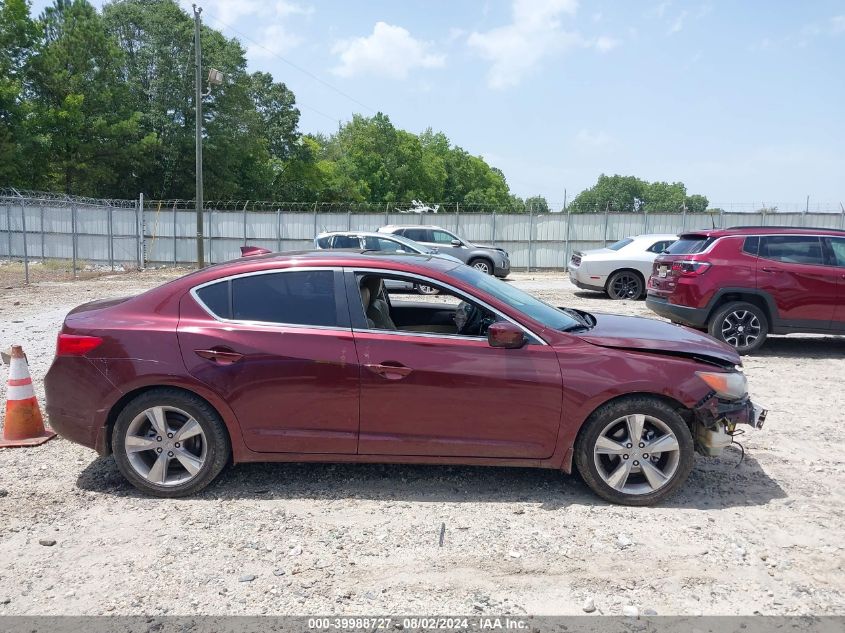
<box><xmin>696</xmin><ymin>371</ymin><xmax>748</xmax><ymax>400</ymax></box>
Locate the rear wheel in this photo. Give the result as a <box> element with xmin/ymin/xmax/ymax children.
<box><xmin>575</xmin><ymin>397</ymin><xmax>694</xmax><ymax>506</ymax></box>
<box><xmin>112</xmin><ymin>389</ymin><xmax>230</xmax><ymax>497</ymax></box>
<box><xmin>606</xmin><ymin>270</ymin><xmax>645</xmax><ymax>300</ymax></box>
<box><xmin>708</xmin><ymin>301</ymin><xmax>768</xmax><ymax>354</ymax></box>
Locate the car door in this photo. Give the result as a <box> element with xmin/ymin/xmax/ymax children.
<box><xmin>825</xmin><ymin>237</ymin><xmax>845</xmax><ymax>327</ymax></box>
<box><xmin>346</xmin><ymin>269</ymin><xmax>563</xmax><ymax>459</ymax></box>
<box><xmin>756</xmin><ymin>235</ymin><xmax>838</xmax><ymax>328</ymax></box>
<box><xmin>428</xmin><ymin>228</ymin><xmax>470</xmax><ymax>262</ymax></box>
<box><xmin>177</xmin><ymin>268</ymin><xmax>360</xmax><ymax>454</ymax></box>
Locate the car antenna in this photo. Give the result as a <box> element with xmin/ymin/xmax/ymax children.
<box><xmin>711</xmin><ymin>213</ymin><xmax>716</xmax><ymax>229</ymax></box>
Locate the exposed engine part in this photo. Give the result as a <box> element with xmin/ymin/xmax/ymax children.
<box><xmin>694</xmin><ymin>418</ymin><xmax>734</xmax><ymax>456</ymax></box>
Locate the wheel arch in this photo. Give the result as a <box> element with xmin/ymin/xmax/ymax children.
<box><xmin>103</xmin><ymin>385</ymin><xmax>235</xmax><ymax>458</ymax></box>
<box><xmin>468</xmin><ymin>254</ymin><xmax>494</xmax><ymax>269</ymax></box>
<box><xmin>705</xmin><ymin>289</ymin><xmax>776</xmax><ymax>328</ymax></box>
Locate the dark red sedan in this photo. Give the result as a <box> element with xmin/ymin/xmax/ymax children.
<box><xmin>45</xmin><ymin>251</ymin><xmax>766</xmax><ymax>505</ymax></box>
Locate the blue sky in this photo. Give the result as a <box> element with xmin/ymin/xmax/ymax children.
<box><xmin>31</xmin><ymin>0</ymin><xmax>845</xmax><ymax>208</ymax></box>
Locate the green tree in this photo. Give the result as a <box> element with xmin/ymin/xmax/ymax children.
<box><xmin>570</xmin><ymin>174</ymin><xmax>709</xmax><ymax>213</ymax></box>
<box><xmin>525</xmin><ymin>195</ymin><xmax>550</xmax><ymax>213</ymax></box>
<box><xmin>0</xmin><ymin>0</ymin><xmax>42</xmax><ymax>187</ymax></box>
<box><xmin>30</xmin><ymin>0</ymin><xmax>149</xmax><ymax>195</ymax></box>
<box><xmin>684</xmin><ymin>193</ymin><xmax>709</xmax><ymax>213</ymax></box>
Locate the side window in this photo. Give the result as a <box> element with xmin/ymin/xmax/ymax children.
<box><xmin>646</xmin><ymin>240</ymin><xmax>673</xmax><ymax>253</ymax></box>
<box><xmin>355</xmin><ymin>273</ymin><xmax>499</xmax><ymax>338</ymax></box>
<box><xmin>331</xmin><ymin>234</ymin><xmax>361</xmax><ymax>249</ymax></box>
<box><xmin>231</xmin><ymin>271</ymin><xmax>339</xmax><ymax>327</ymax></box>
<box><xmin>315</xmin><ymin>235</ymin><xmax>332</xmax><ymax>248</ymax></box>
<box><xmin>742</xmin><ymin>236</ymin><xmax>760</xmax><ymax>256</ymax></box>
<box><xmin>431</xmin><ymin>230</ymin><xmax>457</xmax><ymax>244</ymax></box>
<box><xmin>362</xmin><ymin>236</ymin><xmax>408</xmax><ymax>252</ymax></box>
<box><xmin>759</xmin><ymin>236</ymin><xmax>824</xmax><ymax>266</ymax></box>
<box><xmin>402</xmin><ymin>228</ymin><xmax>430</xmax><ymax>242</ymax></box>
<box><xmin>827</xmin><ymin>238</ymin><xmax>845</xmax><ymax>267</ymax></box>
<box><xmin>196</xmin><ymin>281</ymin><xmax>231</xmax><ymax>319</ymax></box>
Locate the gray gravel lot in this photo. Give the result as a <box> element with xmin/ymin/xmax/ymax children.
<box><xmin>0</xmin><ymin>270</ymin><xmax>843</xmax><ymax>616</ymax></box>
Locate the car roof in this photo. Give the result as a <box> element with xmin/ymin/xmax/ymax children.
<box><xmin>317</xmin><ymin>230</ymin><xmax>401</xmax><ymax>238</ymax></box>
<box><xmin>379</xmin><ymin>224</ymin><xmax>444</xmax><ymax>231</ymax></box>
<box><xmin>678</xmin><ymin>226</ymin><xmax>845</xmax><ymax>238</ymax></box>
<box><xmin>626</xmin><ymin>233</ymin><xmax>679</xmax><ymax>241</ymax></box>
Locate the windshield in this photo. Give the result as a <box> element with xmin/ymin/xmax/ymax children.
<box><xmin>608</xmin><ymin>238</ymin><xmax>634</xmax><ymax>251</ymax></box>
<box><xmin>451</xmin><ymin>266</ymin><xmax>583</xmax><ymax>331</ymax></box>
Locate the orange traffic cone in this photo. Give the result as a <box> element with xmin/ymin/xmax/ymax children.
<box><xmin>0</xmin><ymin>345</ymin><xmax>55</xmax><ymax>447</ymax></box>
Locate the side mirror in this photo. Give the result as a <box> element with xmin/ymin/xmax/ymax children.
<box><xmin>450</xmin><ymin>239</ymin><xmax>463</xmax><ymax>247</ymax></box>
<box><xmin>487</xmin><ymin>321</ymin><xmax>526</xmax><ymax>349</ymax></box>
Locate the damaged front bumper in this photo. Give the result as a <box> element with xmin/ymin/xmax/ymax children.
<box><xmin>692</xmin><ymin>394</ymin><xmax>767</xmax><ymax>456</ymax></box>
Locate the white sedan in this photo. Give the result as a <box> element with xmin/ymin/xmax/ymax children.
<box><xmin>568</xmin><ymin>234</ymin><xmax>678</xmax><ymax>300</ymax></box>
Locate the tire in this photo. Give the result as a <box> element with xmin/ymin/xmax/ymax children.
<box><xmin>415</xmin><ymin>283</ymin><xmax>440</xmax><ymax>295</ymax></box>
<box><xmin>469</xmin><ymin>258</ymin><xmax>493</xmax><ymax>275</ymax></box>
<box><xmin>606</xmin><ymin>270</ymin><xmax>645</xmax><ymax>300</ymax></box>
<box><xmin>574</xmin><ymin>396</ymin><xmax>694</xmax><ymax>506</ymax></box>
<box><xmin>112</xmin><ymin>388</ymin><xmax>231</xmax><ymax>498</ymax></box>
<box><xmin>708</xmin><ymin>301</ymin><xmax>768</xmax><ymax>355</ymax></box>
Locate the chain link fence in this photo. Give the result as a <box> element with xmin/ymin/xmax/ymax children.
<box><xmin>2</xmin><ymin>190</ymin><xmax>844</xmax><ymax>285</ymax></box>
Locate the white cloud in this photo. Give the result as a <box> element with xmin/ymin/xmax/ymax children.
<box><xmin>247</xmin><ymin>23</ymin><xmax>303</xmax><ymax>59</ymax></box>
<box><xmin>832</xmin><ymin>15</ymin><xmax>845</xmax><ymax>34</ymax></box>
<box><xmin>275</xmin><ymin>1</ymin><xmax>313</xmax><ymax>17</ymax></box>
<box><xmin>467</xmin><ymin>0</ymin><xmax>584</xmax><ymax>89</ymax></box>
<box><xmin>595</xmin><ymin>36</ymin><xmax>620</xmax><ymax>53</ymax></box>
<box><xmin>332</xmin><ymin>22</ymin><xmax>446</xmax><ymax>79</ymax></box>
<box><xmin>668</xmin><ymin>11</ymin><xmax>687</xmax><ymax>34</ymax></box>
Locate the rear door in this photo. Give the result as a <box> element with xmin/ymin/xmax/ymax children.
<box><xmin>825</xmin><ymin>237</ymin><xmax>845</xmax><ymax>328</ymax></box>
<box><xmin>757</xmin><ymin>235</ymin><xmax>838</xmax><ymax>328</ymax></box>
<box><xmin>177</xmin><ymin>268</ymin><xmax>360</xmax><ymax>454</ymax></box>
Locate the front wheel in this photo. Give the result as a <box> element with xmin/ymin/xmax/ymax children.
<box><xmin>708</xmin><ymin>301</ymin><xmax>768</xmax><ymax>354</ymax></box>
<box><xmin>469</xmin><ymin>259</ymin><xmax>493</xmax><ymax>275</ymax></box>
<box><xmin>112</xmin><ymin>389</ymin><xmax>231</xmax><ymax>497</ymax></box>
<box><xmin>606</xmin><ymin>270</ymin><xmax>644</xmax><ymax>300</ymax></box>
<box><xmin>574</xmin><ymin>397</ymin><xmax>694</xmax><ymax>506</ymax></box>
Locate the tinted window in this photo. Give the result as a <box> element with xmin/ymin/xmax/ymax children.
<box><xmin>608</xmin><ymin>238</ymin><xmax>634</xmax><ymax>251</ymax></box>
<box><xmin>646</xmin><ymin>240</ymin><xmax>674</xmax><ymax>253</ymax></box>
<box><xmin>431</xmin><ymin>230</ymin><xmax>457</xmax><ymax>244</ymax></box>
<box><xmin>196</xmin><ymin>281</ymin><xmax>231</xmax><ymax>318</ymax></box>
<box><xmin>315</xmin><ymin>235</ymin><xmax>332</xmax><ymax>248</ymax></box>
<box><xmin>665</xmin><ymin>237</ymin><xmax>714</xmax><ymax>255</ymax></box>
<box><xmin>402</xmin><ymin>228</ymin><xmax>430</xmax><ymax>242</ymax></box>
<box><xmin>330</xmin><ymin>234</ymin><xmax>360</xmax><ymax>249</ymax></box>
<box><xmin>743</xmin><ymin>236</ymin><xmax>760</xmax><ymax>256</ymax></box>
<box><xmin>828</xmin><ymin>238</ymin><xmax>845</xmax><ymax>267</ymax></box>
<box><xmin>363</xmin><ymin>236</ymin><xmax>411</xmax><ymax>252</ymax></box>
<box><xmin>759</xmin><ymin>236</ymin><xmax>824</xmax><ymax>265</ymax></box>
<box><xmin>231</xmin><ymin>271</ymin><xmax>338</xmax><ymax>326</ymax></box>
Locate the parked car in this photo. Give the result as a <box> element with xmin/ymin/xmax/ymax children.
<box><xmin>646</xmin><ymin>226</ymin><xmax>845</xmax><ymax>354</ymax></box>
<box><xmin>45</xmin><ymin>250</ymin><xmax>766</xmax><ymax>506</ymax></box>
<box><xmin>314</xmin><ymin>230</ymin><xmax>461</xmax><ymax>294</ymax></box>
<box><xmin>377</xmin><ymin>225</ymin><xmax>510</xmax><ymax>277</ymax></box>
<box><xmin>568</xmin><ymin>234</ymin><xmax>678</xmax><ymax>300</ymax></box>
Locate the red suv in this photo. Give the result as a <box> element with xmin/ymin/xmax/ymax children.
<box><xmin>646</xmin><ymin>227</ymin><xmax>845</xmax><ymax>353</ymax></box>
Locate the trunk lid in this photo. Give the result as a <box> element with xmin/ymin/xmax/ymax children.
<box><xmin>648</xmin><ymin>233</ymin><xmax>715</xmax><ymax>295</ymax></box>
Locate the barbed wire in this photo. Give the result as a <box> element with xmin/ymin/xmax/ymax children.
<box><xmin>1</xmin><ymin>189</ymin><xmax>843</xmax><ymax>214</ymax></box>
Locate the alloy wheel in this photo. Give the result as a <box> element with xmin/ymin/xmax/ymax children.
<box><xmin>608</xmin><ymin>272</ymin><xmax>642</xmax><ymax>300</ymax></box>
<box><xmin>593</xmin><ymin>414</ymin><xmax>681</xmax><ymax>495</ymax></box>
<box><xmin>124</xmin><ymin>406</ymin><xmax>207</xmax><ymax>487</ymax></box>
<box><xmin>720</xmin><ymin>310</ymin><xmax>761</xmax><ymax>349</ymax></box>
<box><xmin>472</xmin><ymin>261</ymin><xmax>491</xmax><ymax>274</ymax></box>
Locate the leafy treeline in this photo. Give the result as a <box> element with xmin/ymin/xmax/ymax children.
<box><xmin>0</xmin><ymin>0</ymin><xmax>531</xmax><ymax>209</ymax></box>
<box><xmin>0</xmin><ymin>0</ymin><xmax>710</xmax><ymax>213</ymax></box>
<box><xmin>569</xmin><ymin>174</ymin><xmax>709</xmax><ymax>213</ymax></box>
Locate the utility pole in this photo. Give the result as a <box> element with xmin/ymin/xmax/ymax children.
<box><xmin>193</xmin><ymin>4</ymin><xmax>205</xmax><ymax>268</ymax></box>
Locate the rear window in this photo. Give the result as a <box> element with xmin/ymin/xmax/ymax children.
<box><xmin>664</xmin><ymin>236</ymin><xmax>714</xmax><ymax>255</ymax></box>
<box><xmin>194</xmin><ymin>271</ymin><xmax>340</xmax><ymax>326</ymax></box>
<box><xmin>607</xmin><ymin>238</ymin><xmax>634</xmax><ymax>251</ymax></box>
<box><xmin>315</xmin><ymin>235</ymin><xmax>332</xmax><ymax>248</ymax></box>
<box><xmin>402</xmin><ymin>228</ymin><xmax>430</xmax><ymax>242</ymax></box>
<box><xmin>759</xmin><ymin>236</ymin><xmax>824</xmax><ymax>266</ymax></box>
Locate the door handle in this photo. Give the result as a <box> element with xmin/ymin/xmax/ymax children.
<box><xmin>364</xmin><ymin>363</ymin><xmax>413</xmax><ymax>380</ymax></box>
<box><xmin>195</xmin><ymin>348</ymin><xmax>244</xmax><ymax>365</ymax></box>
<box><xmin>760</xmin><ymin>266</ymin><xmax>779</xmax><ymax>273</ymax></box>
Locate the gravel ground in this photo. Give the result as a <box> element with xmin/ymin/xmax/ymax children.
<box><xmin>0</xmin><ymin>269</ymin><xmax>843</xmax><ymax>616</ymax></box>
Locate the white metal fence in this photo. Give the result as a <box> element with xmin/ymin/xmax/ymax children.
<box><xmin>3</xmin><ymin>194</ymin><xmax>845</xmax><ymax>278</ymax></box>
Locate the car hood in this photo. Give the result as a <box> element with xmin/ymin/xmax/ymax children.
<box><xmin>472</xmin><ymin>243</ymin><xmax>507</xmax><ymax>253</ymax></box>
<box><xmin>574</xmin><ymin>311</ymin><xmax>741</xmax><ymax>366</ymax></box>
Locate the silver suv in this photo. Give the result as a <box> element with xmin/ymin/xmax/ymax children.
<box><xmin>378</xmin><ymin>225</ymin><xmax>510</xmax><ymax>277</ymax></box>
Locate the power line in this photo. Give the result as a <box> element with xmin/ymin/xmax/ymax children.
<box><xmin>204</xmin><ymin>11</ymin><xmax>376</xmax><ymax>118</ymax></box>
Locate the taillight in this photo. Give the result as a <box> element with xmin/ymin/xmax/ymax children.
<box><xmin>671</xmin><ymin>260</ymin><xmax>711</xmax><ymax>276</ymax></box>
<box><xmin>56</xmin><ymin>333</ymin><xmax>103</xmax><ymax>356</ymax></box>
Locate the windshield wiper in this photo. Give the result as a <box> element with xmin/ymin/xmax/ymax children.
<box><xmin>557</xmin><ymin>307</ymin><xmax>594</xmax><ymax>331</ymax></box>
